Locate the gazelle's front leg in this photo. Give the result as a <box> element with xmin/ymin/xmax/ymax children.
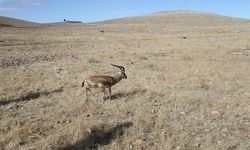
<box><xmin>101</xmin><ymin>88</ymin><xmax>105</xmax><ymax>100</ymax></box>
<box><xmin>86</xmin><ymin>88</ymin><xmax>95</xmax><ymax>102</ymax></box>
<box><xmin>108</xmin><ymin>87</ymin><xmax>111</xmax><ymax>100</ymax></box>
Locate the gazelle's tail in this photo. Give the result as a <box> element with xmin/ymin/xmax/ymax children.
<box><xmin>81</xmin><ymin>80</ymin><xmax>85</xmax><ymax>87</ymax></box>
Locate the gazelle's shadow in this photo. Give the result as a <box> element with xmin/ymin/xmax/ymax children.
<box><xmin>0</xmin><ymin>87</ymin><xmax>63</xmax><ymax>106</ymax></box>
<box><xmin>109</xmin><ymin>89</ymin><xmax>147</xmax><ymax>100</ymax></box>
<box><xmin>61</xmin><ymin>122</ymin><xmax>133</xmax><ymax>150</ymax></box>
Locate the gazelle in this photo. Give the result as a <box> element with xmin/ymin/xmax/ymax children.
<box><xmin>81</xmin><ymin>64</ymin><xmax>127</xmax><ymax>101</ymax></box>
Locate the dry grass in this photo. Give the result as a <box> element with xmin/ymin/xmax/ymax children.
<box><xmin>1</xmin><ymin>10</ymin><xmax>250</xmax><ymax>150</ymax></box>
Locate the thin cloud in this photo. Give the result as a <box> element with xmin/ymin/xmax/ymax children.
<box><xmin>0</xmin><ymin>0</ymin><xmax>44</xmax><ymax>5</ymax></box>
<box><xmin>0</xmin><ymin>7</ymin><xmax>17</xmax><ymax>12</ymax></box>
<box><xmin>0</xmin><ymin>0</ymin><xmax>44</xmax><ymax>12</ymax></box>
<box><xmin>0</xmin><ymin>0</ymin><xmax>14</xmax><ymax>3</ymax></box>
<box><xmin>22</xmin><ymin>0</ymin><xmax>44</xmax><ymax>6</ymax></box>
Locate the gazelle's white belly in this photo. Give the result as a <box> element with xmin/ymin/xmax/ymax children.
<box><xmin>85</xmin><ymin>80</ymin><xmax>109</xmax><ymax>88</ymax></box>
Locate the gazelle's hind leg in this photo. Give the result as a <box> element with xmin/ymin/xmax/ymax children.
<box><xmin>85</xmin><ymin>88</ymin><xmax>89</xmax><ymax>102</ymax></box>
<box><xmin>108</xmin><ymin>87</ymin><xmax>111</xmax><ymax>100</ymax></box>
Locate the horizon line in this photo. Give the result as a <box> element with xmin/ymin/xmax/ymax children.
<box><xmin>1</xmin><ymin>9</ymin><xmax>250</xmax><ymax>24</ymax></box>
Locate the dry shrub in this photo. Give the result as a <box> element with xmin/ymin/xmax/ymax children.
<box><xmin>152</xmin><ymin>52</ymin><xmax>166</xmax><ymax>57</ymax></box>
<box><xmin>87</xmin><ymin>58</ymin><xmax>100</xmax><ymax>64</ymax></box>
<box><xmin>145</xmin><ymin>64</ymin><xmax>156</xmax><ymax>71</ymax></box>
<box><xmin>181</xmin><ymin>55</ymin><xmax>192</xmax><ymax>61</ymax></box>
<box><xmin>138</xmin><ymin>56</ymin><xmax>148</xmax><ymax>60</ymax></box>
<box><xmin>197</xmin><ymin>79</ymin><xmax>209</xmax><ymax>89</ymax></box>
<box><xmin>156</xmin><ymin>74</ymin><xmax>166</xmax><ymax>81</ymax></box>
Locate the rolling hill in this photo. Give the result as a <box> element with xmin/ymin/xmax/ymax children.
<box><xmin>95</xmin><ymin>10</ymin><xmax>250</xmax><ymax>26</ymax></box>
<box><xmin>0</xmin><ymin>16</ymin><xmax>44</xmax><ymax>28</ymax></box>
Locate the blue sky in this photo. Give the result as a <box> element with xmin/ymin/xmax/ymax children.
<box><xmin>0</xmin><ymin>0</ymin><xmax>250</xmax><ymax>23</ymax></box>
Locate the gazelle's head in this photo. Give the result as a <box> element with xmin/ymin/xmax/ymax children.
<box><xmin>111</xmin><ymin>64</ymin><xmax>127</xmax><ymax>79</ymax></box>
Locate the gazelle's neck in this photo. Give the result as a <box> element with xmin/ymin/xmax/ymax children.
<box><xmin>112</xmin><ymin>72</ymin><xmax>123</xmax><ymax>86</ymax></box>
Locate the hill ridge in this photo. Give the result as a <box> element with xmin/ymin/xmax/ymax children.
<box><xmin>0</xmin><ymin>16</ymin><xmax>44</xmax><ymax>28</ymax></box>
<box><xmin>93</xmin><ymin>10</ymin><xmax>250</xmax><ymax>26</ymax></box>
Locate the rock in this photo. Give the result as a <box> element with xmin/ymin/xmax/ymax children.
<box><xmin>151</xmin><ymin>109</ymin><xmax>157</xmax><ymax>113</ymax></box>
<box><xmin>221</xmin><ymin>128</ymin><xmax>228</xmax><ymax>133</ymax></box>
<box><xmin>149</xmin><ymin>113</ymin><xmax>157</xmax><ymax>118</ymax></box>
<box><xmin>86</xmin><ymin>128</ymin><xmax>91</xmax><ymax>133</ymax></box>
<box><xmin>210</xmin><ymin>110</ymin><xmax>221</xmax><ymax>117</ymax></box>
<box><xmin>217</xmin><ymin>140</ymin><xmax>223</xmax><ymax>145</ymax></box>
<box><xmin>135</xmin><ymin>138</ymin><xmax>146</xmax><ymax>147</ymax></box>
<box><xmin>180</xmin><ymin>111</ymin><xmax>186</xmax><ymax>115</ymax></box>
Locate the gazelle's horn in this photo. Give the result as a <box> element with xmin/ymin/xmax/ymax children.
<box><xmin>111</xmin><ymin>64</ymin><xmax>125</xmax><ymax>72</ymax></box>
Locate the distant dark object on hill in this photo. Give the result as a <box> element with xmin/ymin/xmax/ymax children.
<box><xmin>63</xmin><ymin>19</ymin><xmax>82</xmax><ymax>23</ymax></box>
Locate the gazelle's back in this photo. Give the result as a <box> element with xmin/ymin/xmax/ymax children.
<box><xmin>87</xmin><ymin>75</ymin><xmax>114</xmax><ymax>86</ymax></box>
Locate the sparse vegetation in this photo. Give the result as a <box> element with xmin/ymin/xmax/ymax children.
<box><xmin>0</xmin><ymin>10</ymin><xmax>250</xmax><ymax>150</ymax></box>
